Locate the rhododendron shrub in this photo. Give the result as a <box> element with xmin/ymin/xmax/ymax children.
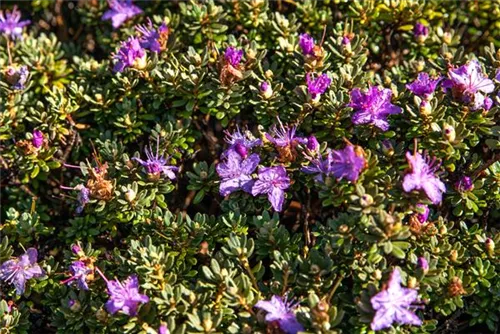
<box><xmin>1</xmin><ymin>1</ymin><xmax>500</xmax><ymax>333</ymax></box>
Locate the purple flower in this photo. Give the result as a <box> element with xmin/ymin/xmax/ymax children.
<box><xmin>61</xmin><ymin>261</ymin><xmax>91</xmax><ymax>290</ymax></box>
<box><xmin>136</xmin><ymin>18</ymin><xmax>168</xmax><ymax>53</ymax></box>
<box><xmin>342</xmin><ymin>35</ymin><xmax>352</xmax><ymax>45</ymax></box>
<box><xmin>102</xmin><ymin>0</ymin><xmax>142</xmax><ymax>29</ymax></box>
<box><xmin>0</xmin><ymin>6</ymin><xmax>30</xmax><ymax>40</ymax></box>
<box><xmin>455</xmin><ymin>176</ymin><xmax>474</xmax><ymax>192</ymax></box>
<box><xmin>224</xmin><ymin>127</ymin><xmax>262</xmax><ymax>158</ymax></box>
<box><xmin>403</xmin><ymin>152</ymin><xmax>446</xmax><ymax>205</ymax></box>
<box><xmin>349</xmin><ymin>86</ymin><xmax>402</xmax><ymax>131</ymax></box>
<box><xmin>260</xmin><ymin>81</ymin><xmax>273</xmax><ymax>99</ymax></box>
<box><xmin>251</xmin><ymin>166</ymin><xmax>290</xmax><ymax>212</ymax></box>
<box><xmin>413</xmin><ymin>23</ymin><xmax>429</xmax><ymax>42</ymax></box>
<box><xmin>105</xmin><ymin>275</ymin><xmax>149</xmax><ymax>316</ymax></box>
<box><xmin>299</xmin><ymin>33</ymin><xmax>315</xmax><ymax>56</ymax></box>
<box><xmin>484</xmin><ymin>97</ymin><xmax>493</xmax><ymax>110</ymax></box>
<box><xmin>255</xmin><ymin>295</ymin><xmax>304</xmax><ymax>334</ymax></box>
<box><xmin>75</xmin><ymin>185</ymin><xmax>90</xmax><ymax>214</ymax></box>
<box><xmin>306</xmin><ymin>73</ymin><xmax>331</xmax><ymax>100</ymax></box>
<box><xmin>216</xmin><ymin>149</ymin><xmax>260</xmax><ymax>196</ymax></box>
<box><xmin>415</xmin><ymin>203</ymin><xmax>429</xmax><ymax>224</ymax></box>
<box><xmin>265</xmin><ymin>119</ymin><xmax>307</xmax><ymax>149</ymax></box>
<box><xmin>302</xmin><ymin>150</ymin><xmax>334</xmax><ymax>183</ymax></box>
<box><xmin>370</xmin><ymin>269</ymin><xmax>422</xmax><ymax>331</ymax></box>
<box><xmin>113</xmin><ymin>37</ymin><xmax>146</xmax><ymax>73</ymax></box>
<box><xmin>417</xmin><ymin>257</ymin><xmax>429</xmax><ymax>272</ymax></box>
<box><xmin>330</xmin><ymin>144</ymin><xmax>366</xmax><ymax>182</ymax></box>
<box><xmin>406</xmin><ymin>73</ymin><xmax>441</xmax><ymax>100</ymax></box>
<box><xmin>71</xmin><ymin>244</ymin><xmax>82</xmax><ymax>255</ymax></box>
<box><xmin>445</xmin><ymin>60</ymin><xmax>494</xmax><ymax>110</ymax></box>
<box><xmin>4</xmin><ymin>65</ymin><xmax>29</xmax><ymax>90</ymax></box>
<box><xmin>32</xmin><ymin>130</ymin><xmax>43</xmax><ymax>148</ymax></box>
<box><xmin>133</xmin><ymin>138</ymin><xmax>178</xmax><ymax>180</ymax></box>
<box><xmin>0</xmin><ymin>248</ymin><xmax>44</xmax><ymax>295</ymax></box>
<box><xmin>224</xmin><ymin>46</ymin><xmax>243</xmax><ymax>67</ymax></box>
<box><xmin>306</xmin><ymin>135</ymin><xmax>319</xmax><ymax>151</ymax></box>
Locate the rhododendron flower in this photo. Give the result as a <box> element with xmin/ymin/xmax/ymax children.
<box><xmin>0</xmin><ymin>248</ymin><xmax>44</xmax><ymax>295</ymax></box>
<box><xmin>444</xmin><ymin>59</ymin><xmax>494</xmax><ymax>110</ymax></box>
<box><xmin>306</xmin><ymin>73</ymin><xmax>331</xmax><ymax>100</ymax></box>
<box><xmin>216</xmin><ymin>150</ymin><xmax>259</xmax><ymax>196</ymax></box>
<box><xmin>136</xmin><ymin>18</ymin><xmax>168</xmax><ymax>52</ymax></box>
<box><xmin>255</xmin><ymin>295</ymin><xmax>304</xmax><ymax>334</ymax></box>
<box><xmin>306</xmin><ymin>135</ymin><xmax>319</xmax><ymax>151</ymax></box>
<box><xmin>265</xmin><ymin>120</ymin><xmax>307</xmax><ymax>149</ymax></box>
<box><xmin>113</xmin><ymin>37</ymin><xmax>146</xmax><ymax>72</ymax></box>
<box><xmin>102</xmin><ymin>0</ymin><xmax>142</xmax><ymax>29</ymax></box>
<box><xmin>252</xmin><ymin>166</ymin><xmax>290</xmax><ymax>212</ymax></box>
<box><xmin>299</xmin><ymin>33</ymin><xmax>315</xmax><ymax>55</ymax></box>
<box><xmin>302</xmin><ymin>150</ymin><xmax>334</xmax><ymax>182</ymax></box>
<box><xmin>5</xmin><ymin>65</ymin><xmax>29</xmax><ymax>90</ymax></box>
<box><xmin>330</xmin><ymin>144</ymin><xmax>366</xmax><ymax>182</ymax></box>
<box><xmin>61</xmin><ymin>261</ymin><xmax>91</xmax><ymax>290</ymax></box>
<box><xmin>32</xmin><ymin>130</ymin><xmax>43</xmax><ymax>148</ymax></box>
<box><xmin>223</xmin><ymin>127</ymin><xmax>261</xmax><ymax>158</ymax></box>
<box><xmin>370</xmin><ymin>269</ymin><xmax>422</xmax><ymax>331</ymax></box>
<box><xmin>224</xmin><ymin>46</ymin><xmax>243</xmax><ymax>67</ymax></box>
<box><xmin>0</xmin><ymin>6</ymin><xmax>30</xmax><ymax>39</ymax></box>
<box><xmin>105</xmin><ymin>275</ymin><xmax>149</xmax><ymax>316</ymax></box>
<box><xmin>349</xmin><ymin>86</ymin><xmax>402</xmax><ymax>131</ymax></box>
<box><xmin>403</xmin><ymin>152</ymin><xmax>446</xmax><ymax>204</ymax></box>
<box><xmin>455</xmin><ymin>176</ymin><xmax>474</xmax><ymax>192</ymax></box>
<box><xmin>133</xmin><ymin>138</ymin><xmax>178</xmax><ymax>180</ymax></box>
<box><xmin>406</xmin><ymin>73</ymin><xmax>441</xmax><ymax>100</ymax></box>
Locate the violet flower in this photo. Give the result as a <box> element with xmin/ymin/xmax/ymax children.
<box><xmin>4</xmin><ymin>65</ymin><xmax>29</xmax><ymax>90</ymax></box>
<box><xmin>370</xmin><ymin>269</ymin><xmax>422</xmax><ymax>331</ymax></box>
<box><xmin>0</xmin><ymin>248</ymin><xmax>44</xmax><ymax>295</ymax></box>
<box><xmin>224</xmin><ymin>46</ymin><xmax>243</xmax><ymax>67</ymax></box>
<box><xmin>216</xmin><ymin>149</ymin><xmax>260</xmax><ymax>196</ymax></box>
<box><xmin>133</xmin><ymin>138</ymin><xmax>178</xmax><ymax>180</ymax></box>
<box><xmin>302</xmin><ymin>150</ymin><xmax>334</xmax><ymax>183</ymax></box>
<box><xmin>61</xmin><ymin>261</ymin><xmax>91</xmax><ymax>290</ymax></box>
<box><xmin>113</xmin><ymin>37</ymin><xmax>146</xmax><ymax>73</ymax></box>
<box><xmin>136</xmin><ymin>18</ymin><xmax>168</xmax><ymax>53</ymax></box>
<box><xmin>299</xmin><ymin>33</ymin><xmax>315</xmax><ymax>56</ymax></box>
<box><xmin>251</xmin><ymin>166</ymin><xmax>290</xmax><ymax>212</ymax></box>
<box><xmin>406</xmin><ymin>73</ymin><xmax>441</xmax><ymax>100</ymax></box>
<box><xmin>415</xmin><ymin>203</ymin><xmax>430</xmax><ymax>224</ymax></box>
<box><xmin>102</xmin><ymin>0</ymin><xmax>142</xmax><ymax>29</ymax></box>
<box><xmin>265</xmin><ymin>119</ymin><xmax>307</xmax><ymax>149</ymax></box>
<box><xmin>105</xmin><ymin>275</ymin><xmax>149</xmax><ymax>316</ymax></box>
<box><xmin>255</xmin><ymin>295</ymin><xmax>304</xmax><ymax>334</ymax></box>
<box><xmin>223</xmin><ymin>127</ymin><xmax>262</xmax><ymax>159</ymax></box>
<box><xmin>0</xmin><ymin>6</ymin><xmax>30</xmax><ymax>40</ymax></box>
<box><xmin>403</xmin><ymin>151</ymin><xmax>446</xmax><ymax>205</ymax></box>
<box><xmin>306</xmin><ymin>73</ymin><xmax>331</xmax><ymax>101</ymax></box>
<box><xmin>330</xmin><ymin>144</ymin><xmax>366</xmax><ymax>182</ymax></box>
<box><xmin>444</xmin><ymin>59</ymin><xmax>494</xmax><ymax>110</ymax></box>
<box><xmin>306</xmin><ymin>135</ymin><xmax>319</xmax><ymax>152</ymax></box>
<box><xmin>349</xmin><ymin>86</ymin><xmax>402</xmax><ymax>131</ymax></box>
<box><xmin>32</xmin><ymin>130</ymin><xmax>43</xmax><ymax>149</ymax></box>
<box><xmin>455</xmin><ymin>176</ymin><xmax>474</xmax><ymax>192</ymax></box>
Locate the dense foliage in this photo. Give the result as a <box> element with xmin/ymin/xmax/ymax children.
<box><xmin>1</xmin><ymin>1</ymin><xmax>500</xmax><ymax>333</ymax></box>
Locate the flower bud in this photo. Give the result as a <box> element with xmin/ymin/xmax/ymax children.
<box><xmin>306</xmin><ymin>135</ymin><xmax>319</xmax><ymax>152</ymax></box>
<box><xmin>417</xmin><ymin>257</ymin><xmax>429</xmax><ymax>273</ymax></box>
<box><xmin>246</xmin><ymin>49</ymin><xmax>256</xmax><ymax>60</ymax></box>
<box><xmin>443</xmin><ymin>32</ymin><xmax>452</xmax><ymax>44</ymax></box>
<box><xmin>259</xmin><ymin>81</ymin><xmax>273</xmax><ymax>99</ymax></box>
<box><xmin>32</xmin><ymin>130</ymin><xmax>44</xmax><ymax>149</ymax></box>
<box><xmin>440</xmin><ymin>225</ymin><xmax>448</xmax><ymax>235</ymax></box>
<box><xmin>338</xmin><ymin>224</ymin><xmax>349</xmax><ymax>233</ymax></box>
<box><xmin>413</xmin><ymin>23</ymin><xmax>429</xmax><ymax>44</ymax></box>
<box><xmin>455</xmin><ymin>176</ymin><xmax>474</xmax><ymax>192</ymax></box>
<box><xmin>71</xmin><ymin>244</ymin><xmax>82</xmax><ymax>255</ymax></box>
<box><xmin>359</xmin><ymin>194</ymin><xmax>374</xmax><ymax>207</ymax></box>
<box><xmin>415</xmin><ymin>60</ymin><xmax>426</xmax><ymax>72</ymax></box>
<box><xmin>96</xmin><ymin>309</ymin><xmax>108</xmax><ymax>322</ymax></box>
<box><xmin>443</xmin><ymin>124</ymin><xmax>456</xmax><ymax>142</ymax></box>
<box><xmin>407</xmin><ymin>276</ymin><xmax>417</xmax><ymax>289</ymax></box>
<box><xmin>265</xmin><ymin>70</ymin><xmax>273</xmax><ymax>79</ymax></box>
<box><xmin>133</xmin><ymin>54</ymin><xmax>147</xmax><ymax>70</ymax></box>
<box><xmin>373</xmin><ymin>269</ymin><xmax>382</xmax><ymax>280</ymax></box>
<box><xmin>381</xmin><ymin>140</ymin><xmax>394</xmax><ymax>157</ymax></box>
<box><xmin>202</xmin><ymin>319</ymin><xmax>213</xmax><ymax>332</ymax></box>
<box><xmin>449</xmin><ymin>249</ymin><xmax>458</xmax><ymax>262</ymax></box>
<box><xmin>159</xmin><ymin>323</ymin><xmax>170</xmax><ymax>334</ymax></box>
<box><xmin>68</xmin><ymin>299</ymin><xmax>81</xmax><ymax>312</ymax></box>
<box><xmin>420</xmin><ymin>100</ymin><xmax>432</xmax><ymax>116</ymax></box>
<box><xmin>125</xmin><ymin>188</ymin><xmax>136</xmax><ymax>203</ymax></box>
<box><xmin>415</xmin><ymin>204</ymin><xmax>430</xmax><ymax>224</ymax></box>
<box><xmin>485</xmin><ymin>238</ymin><xmax>495</xmax><ymax>256</ymax></box>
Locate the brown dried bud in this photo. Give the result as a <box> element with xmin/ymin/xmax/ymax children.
<box><xmin>448</xmin><ymin>277</ymin><xmax>466</xmax><ymax>297</ymax></box>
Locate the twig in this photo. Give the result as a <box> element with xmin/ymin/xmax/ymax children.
<box><xmin>327</xmin><ymin>273</ymin><xmax>344</xmax><ymax>303</ymax></box>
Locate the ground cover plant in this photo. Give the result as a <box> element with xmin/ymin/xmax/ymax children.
<box><xmin>0</xmin><ymin>0</ymin><xmax>500</xmax><ymax>333</ymax></box>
